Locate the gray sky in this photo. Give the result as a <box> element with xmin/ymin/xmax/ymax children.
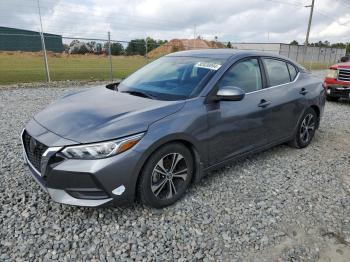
<box><xmin>1</xmin><ymin>0</ymin><xmax>349</xmax><ymax>43</ymax></box>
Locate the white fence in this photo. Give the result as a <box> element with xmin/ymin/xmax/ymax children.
<box><xmin>279</xmin><ymin>44</ymin><xmax>346</xmax><ymax>64</ymax></box>
<box><xmin>230</xmin><ymin>43</ymin><xmax>346</xmax><ymax>65</ymax></box>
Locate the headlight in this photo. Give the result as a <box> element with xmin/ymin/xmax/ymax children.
<box><xmin>61</xmin><ymin>133</ymin><xmax>144</xmax><ymax>159</ymax></box>
<box><xmin>325</xmin><ymin>69</ymin><xmax>338</xmax><ymax>78</ymax></box>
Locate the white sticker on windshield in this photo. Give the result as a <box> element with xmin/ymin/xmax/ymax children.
<box><xmin>195</xmin><ymin>62</ymin><xmax>222</xmax><ymax>70</ymax></box>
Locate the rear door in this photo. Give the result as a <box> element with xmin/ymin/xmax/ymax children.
<box><xmin>259</xmin><ymin>58</ymin><xmax>305</xmax><ymax>142</ymax></box>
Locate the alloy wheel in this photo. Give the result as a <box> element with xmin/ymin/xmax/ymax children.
<box><xmin>151</xmin><ymin>153</ymin><xmax>188</xmax><ymax>200</ymax></box>
<box><xmin>299</xmin><ymin>113</ymin><xmax>315</xmax><ymax>144</ymax></box>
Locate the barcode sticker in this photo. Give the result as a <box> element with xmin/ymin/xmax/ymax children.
<box><xmin>195</xmin><ymin>62</ymin><xmax>222</xmax><ymax>70</ymax></box>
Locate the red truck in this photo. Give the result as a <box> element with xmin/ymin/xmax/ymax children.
<box><xmin>324</xmin><ymin>62</ymin><xmax>350</xmax><ymax>101</ymax></box>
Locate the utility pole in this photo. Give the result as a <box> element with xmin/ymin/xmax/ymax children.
<box><xmin>37</xmin><ymin>0</ymin><xmax>50</xmax><ymax>82</ymax></box>
<box><xmin>305</xmin><ymin>0</ymin><xmax>315</xmax><ymax>46</ymax></box>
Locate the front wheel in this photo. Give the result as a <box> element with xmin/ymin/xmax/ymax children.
<box><xmin>138</xmin><ymin>143</ymin><xmax>193</xmax><ymax>208</ymax></box>
<box><xmin>289</xmin><ymin>108</ymin><xmax>317</xmax><ymax>149</ymax></box>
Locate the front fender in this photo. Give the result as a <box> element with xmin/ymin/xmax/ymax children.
<box><xmin>130</xmin><ymin>99</ymin><xmax>209</xmax><ymax>188</ymax></box>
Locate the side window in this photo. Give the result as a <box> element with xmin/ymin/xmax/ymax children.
<box><xmin>287</xmin><ymin>63</ymin><xmax>298</xmax><ymax>81</ymax></box>
<box><xmin>263</xmin><ymin>58</ymin><xmax>290</xmax><ymax>86</ymax></box>
<box><xmin>217</xmin><ymin>58</ymin><xmax>262</xmax><ymax>93</ymax></box>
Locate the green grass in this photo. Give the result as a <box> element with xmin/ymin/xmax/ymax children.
<box><xmin>300</xmin><ymin>62</ymin><xmax>330</xmax><ymax>70</ymax></box>
<box><xmin>0</xmin><ymin>52</ymin><xmax>332</xmax><ymax>85</ymax></box>
<box><xmin>0</xmin><ymin>52</ymin><xmax>149</xmax><ymax>85</ymax></box>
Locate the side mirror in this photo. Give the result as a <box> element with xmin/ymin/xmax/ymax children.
<box><xmin>216</xmin><ymin>86</ymin><xmax>245</xmax><ymax>101</ymax></box>
<box><xmin>106</xmin><ymin>81</ymin><xmax>121</xmax><ymax>91</ymax></box>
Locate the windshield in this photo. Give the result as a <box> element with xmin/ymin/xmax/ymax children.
<box><xmin>119</xmin><ymin>56</ymin><xmax>225</xmax><ymax>100</ymax></box>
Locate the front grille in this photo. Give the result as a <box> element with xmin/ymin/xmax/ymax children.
<box><xmin>338</xmin><ymin>68</ymin><xmax>350</xmax><ymax>82</ymax></box>
<box><xmin>23</xmin><ymin>131</ymin><xmax>48</xmax><ymax>173</ymax></box>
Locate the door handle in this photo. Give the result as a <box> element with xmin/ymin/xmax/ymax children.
<box><xmin>258</xmin><ymin>99</ymin><xmax>272</xmax><ymax>108</ymax></box>
<box><xmin>299</xmin><ymin>88</ymin><xmax>308</xmax><ymax>95</ymax></box>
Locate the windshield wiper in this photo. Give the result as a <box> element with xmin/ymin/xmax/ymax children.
<box><xmin>121</xmin><ymin>90</ymin><xmax>156</xmax><ymax>99</ymax></box>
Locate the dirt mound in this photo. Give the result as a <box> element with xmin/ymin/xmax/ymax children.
<box><xmin>147</xmin><ymin>39</ymin><xmax>227</xmax><ymax>58</ymax></box>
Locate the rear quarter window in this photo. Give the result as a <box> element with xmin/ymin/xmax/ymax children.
<box><xmin>287</xmin><ymin>63</ymin><xmax>298</xmax><ymax>80</ymax></box>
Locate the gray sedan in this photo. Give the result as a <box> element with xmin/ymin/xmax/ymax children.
<box><xmin>22</xmin><ymin>49</ymin><xmax>325</xmax><ymax>208</ymax></box>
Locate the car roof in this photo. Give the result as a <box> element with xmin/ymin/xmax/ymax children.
<box><xmin>166</xmin><ymin>48</ymin><xmax>305</xmax><ymax>70</ymax></box>
<box><xmin>166</xmin><ymin>49</ymin><xmax>272</xmax><ymax>59</ymax></box>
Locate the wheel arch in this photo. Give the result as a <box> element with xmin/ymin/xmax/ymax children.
<box><xmin>310</xmin><ymin>104</ymin><xmax>320</xmax><ymax>128</ymax></box>
<box><xmin>134</xmin><ymin>135</ymin><xmax>204</xmax><ymax>200</ymax></box>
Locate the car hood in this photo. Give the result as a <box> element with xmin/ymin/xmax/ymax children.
<box><xmin>331</xmin><ymin>62</ymin><xmax>350</xmax><ymax>69</ymax></box>
<box><xmin>34</xmin><ymin>86</ymin><xmax>185</xmax><ymax>143</ymax></box>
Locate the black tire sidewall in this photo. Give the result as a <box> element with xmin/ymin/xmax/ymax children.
<box><xmin>138</xmin><ymin>143</ymin><xmax>194</xmax><ymax>208</ymax></box>
<box><xmin>295</xmin><ymin>108</ymin><xmax>317</xmax><ymax>148</ymax></box>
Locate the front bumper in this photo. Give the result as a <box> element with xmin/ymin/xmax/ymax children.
<box><xmin>324</xmin><ymin>79</ymin><xmax>350</xmax><ymax>99</ymax></box>
<box><xmin>21</xmin><ymin>129</ymin><xmax>142</xmax><ymax>207</ymax></box>
<box><xmin>326</xmin><ymin>86</ymin><xmax>350</xmax><ymax>99</ymax></box>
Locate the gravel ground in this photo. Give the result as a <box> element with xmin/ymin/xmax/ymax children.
<box><xmin>0</xmin><ymin>80</ymin><xmax>350</xmax><ymax>261</ymax></box>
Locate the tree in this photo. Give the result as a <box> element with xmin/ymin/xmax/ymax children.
<box><xmin>227</xmin><ymin>41</ymin><xmax>232</xmax><ymax>48</ymax></box>
<box><xmin>126</xmin><ymin>39</ymin><xmax>146</xmax><ymax>56</ymax></box>
<box><xmin>157</xmin><ymin>40</ymin><xmax>168</xmax><ymax>45</ymax></box>
<box><xmin>111</xmin><ymin>42</ymin><xmax>124</xmax><ymax>55</ymax></box>
<box><xmin>310</xmin><ymin>40</ymin><xmax>331</xmax><ymax>47</ymax></box>
<box><xmin>290</xmin><ymin>40</ymin><xmax>299</xmax><ymax>45</ymax></box>
<box><xmin>126</xmin><ymin>38</ymin><xmax>168</xmax><ymax>55</ymax></box>
<box><xmin>146</xmin><ymin>37</ymin><xmax>158</xmax><ymax>53</ymax></box>
<box><xmin>331</xmin><ymin>42</ymin><xmax>346</xmax><ymax>49</ymax></box>
<box><xmin>145</xmin><ymin>37</ymin><xmax>168</xmax><ymax>54</ymax></box>
<box><xmin>104</xmin><ymin>42</ymin><xmax>124</xmax><ymax>55</ymax></box>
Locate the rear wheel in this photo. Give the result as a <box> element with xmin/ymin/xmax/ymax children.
<box><xmin>289</xmin><ymin>108</ymin><xmax>317</xmax><ymax>149</ymax></box>
<box><xmin>138</xmin><ymin>143</ymin><xmax>193</xmax><ymax>208</ymax></box>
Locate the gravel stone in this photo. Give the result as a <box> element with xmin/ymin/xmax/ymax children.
<box><xmin>0</xmin><ymin>78</ymin><xmax>349</xmax><ymax>261</ymax></box>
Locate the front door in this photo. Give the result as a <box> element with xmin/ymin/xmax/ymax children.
<box><xmin>206</xmin><ymin>58</ymin><xmax>271</xmax><ymax>165</ymax></box>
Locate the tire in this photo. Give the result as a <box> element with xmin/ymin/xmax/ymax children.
<box><xmin>326</xmin><ymin>96</ymin><xmax>339</xmax><ymax>102</ymax></box>
<box><xmin>138</xmin><ymin>143</ymin><xmax>194</xmax><ymax>208</ymax></box>
<box><xmin>289</xmin><ymin>108</ymin><xmax>318</xmax><ymax>149</ymax></box>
